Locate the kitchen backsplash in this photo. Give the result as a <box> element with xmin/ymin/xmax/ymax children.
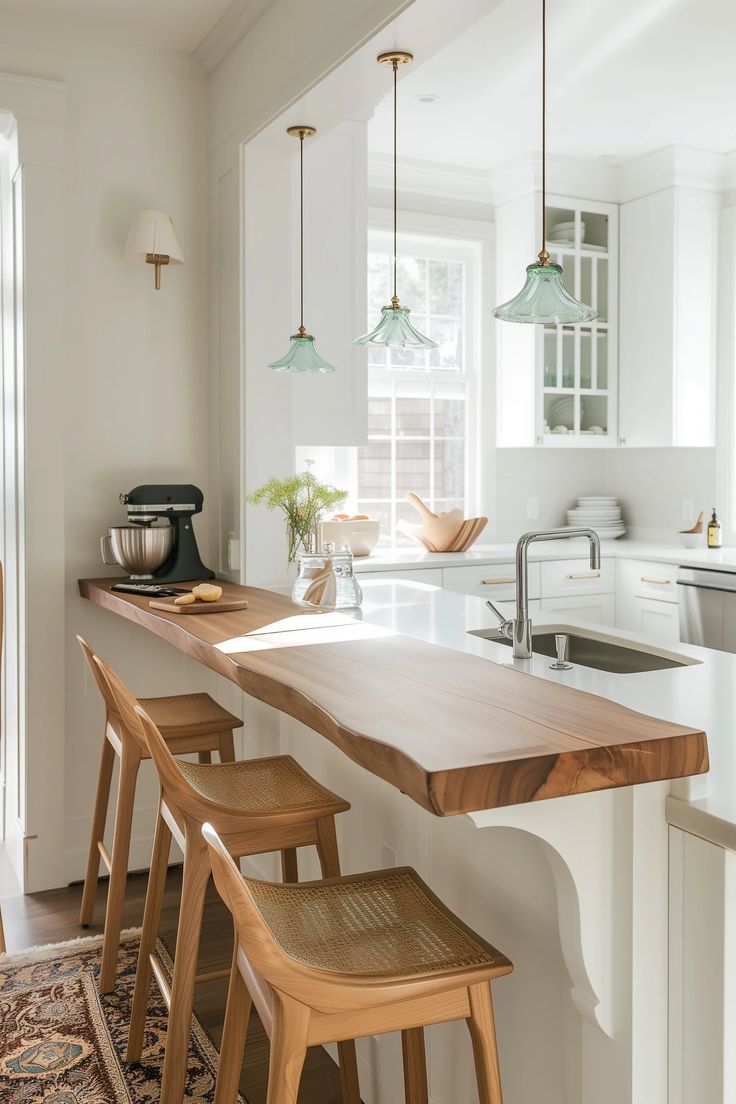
<box><xmin>494</xmin><ymin>447</ymin><xmax>717</xmax><ymax>542</ymax></box>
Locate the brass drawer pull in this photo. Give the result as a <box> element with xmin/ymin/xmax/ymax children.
<box><xmin>565</xmin><ymin>571</ymin><xmax>601</xmax><ymax>580</ymax></box>
<box><xmin>640</xmin><ymin>576</ymin><xmax>671</xmax><ymax>585</ymax></box>
<box><xmin>480</xmin><ymin>577</ymin><xmax>516</xmax><ymax>586</ymax></box>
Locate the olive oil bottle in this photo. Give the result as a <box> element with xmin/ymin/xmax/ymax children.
<box><xmin>707</xmin><ymin>507</ymin><xmax>722</xmax><ymax>549</ymax></box>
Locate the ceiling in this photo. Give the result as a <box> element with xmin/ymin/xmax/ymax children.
<box><xmin>368</xmin><ymin>0</ymin><xmax>736</xmax><ymax>172</ymax></box>
<box><xmin>0</xmin><ymin>0</ymin><xmax>237</xmax><ymax>52</ymax></box>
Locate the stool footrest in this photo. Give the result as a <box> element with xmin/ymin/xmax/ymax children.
<box><xmin>194</xmin><ymin>967</ymin><xmax>230</xmax><ymax>985</ymax></box>
<box><xmin>150</xmin><ymin>954</ymin><xmax>172</xmax><ymax>1011</ymax></box>
<box><xmin>96</xmin><ymin>840</ymin><xmax>112</xmax><ymax>875</ymax></box>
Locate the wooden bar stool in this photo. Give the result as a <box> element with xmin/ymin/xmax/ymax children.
<box><xmin>77</xmin><ymin>635</ymin><xmax>243</xmax><ymax>993</ymax></box>
<box><xmin>204</xmin><ymin>823</ymin><xmax>513</xmax><ymax>1104</ymax></box>
<box><xmin>94</xmin><ymin>657</ymin><xmax>358</xmax><ymax>1104</ymax></box>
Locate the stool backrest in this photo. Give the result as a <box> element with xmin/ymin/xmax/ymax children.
<box><xmin>78</xmin><ymin>637</ymin><xmax>148</xmax><ymax>754</ymax></box>
<box><xmin>202</xmin><ymin>821</ymin><xmax>305</xmax><ymax>991</ymax></box>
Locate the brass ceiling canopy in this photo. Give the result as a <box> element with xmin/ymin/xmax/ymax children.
<box><xmin>377</xmin><ymin>50</ymin><xmax>414</xmax><ymax>67</ymax></box>
<box><xmin>286</xmin><ymin>125</ymin><xmax>317</xmax><ymax>139</ymax></box>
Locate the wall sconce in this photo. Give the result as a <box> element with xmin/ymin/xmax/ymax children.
<box><xmin>125</xmin><ymin>209</ymin><xmax>184</xmax><ymax>290</ymax></box>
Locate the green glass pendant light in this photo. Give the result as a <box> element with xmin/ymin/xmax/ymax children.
<box><xmin>493</xmin><ymin>0</ymin><xmax>597</xmax><ymax>325</ymax></box>
<box><xmin>269</xmin><ymin>125</ymin><xmax>336</xmax><ymax>373</ymax></box>
<box><xmin>355</xmin><ymin>51</ymin><xmax>438</xmax><ymax>350</ymax></box>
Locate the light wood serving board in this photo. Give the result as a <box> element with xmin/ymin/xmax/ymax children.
<box><xmin>149</xmin><ymin>597</ymin><xmax>249</xmax><ymax>615</ymax></box>
<box><xmin>80</xmin><ymin>577</ymin><xmax>708</xmax><ymax>816</ymax></box>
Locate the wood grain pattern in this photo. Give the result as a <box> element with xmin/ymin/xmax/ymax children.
<box><xmin>149</xmin><ymin>598</ymin><xmax>249</xmax><ymax>615</ymax></box>
<box><xmin>78</xmin><ymin>578</ymin><xmax>709</xmax><ymax>816</ymax></box>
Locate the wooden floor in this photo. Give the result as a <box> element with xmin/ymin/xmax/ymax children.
<box><xmin>0</xmin><ymin>867</ymin><xmax>346</xmax><ymax>1104</ymax></box>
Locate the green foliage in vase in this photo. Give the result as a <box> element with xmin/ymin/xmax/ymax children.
<box><xmin>247</xmin><ymin>472</ymin><xmax>347</xmax><ymax>562</ymax></box>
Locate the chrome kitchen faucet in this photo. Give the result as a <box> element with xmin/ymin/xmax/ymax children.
<box><xmin>486</xmin><ymin>528</ymin><xmax>601</xmax><ymax>659</ymax></box>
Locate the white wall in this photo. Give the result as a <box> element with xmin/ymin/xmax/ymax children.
<box><xmin>0</xmin><ymin>28</ymin><xmax>234</xmax><ymax>890</ymax></box>
<box><xmin>494</xmin><ymin>447</ymin><xmax>717</xmax><ymax>542</ymax></box>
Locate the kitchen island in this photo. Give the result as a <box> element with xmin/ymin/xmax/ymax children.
<box><xmin>79</xmin><ymin>576</ymin><xmax>721</xmax><ymax>1104</ymax></box>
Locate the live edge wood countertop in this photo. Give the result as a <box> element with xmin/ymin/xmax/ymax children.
<box><xmin>79</xmin><ymin>578</ymin><xmax>708</xmax><ymax>817</ymax></box>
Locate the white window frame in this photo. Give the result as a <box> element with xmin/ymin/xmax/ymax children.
<box><xmin>360</xmin><ymin>208</ymin><xmax>493</xmax><ymax>540</ymax></box>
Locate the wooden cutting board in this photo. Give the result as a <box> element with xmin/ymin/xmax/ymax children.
<box><xmin>149</xmin><ymin>598</ymin><xmax>249</xmax><ymax>615</ymax></box>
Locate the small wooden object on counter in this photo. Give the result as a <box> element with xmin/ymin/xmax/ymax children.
<box><xmin>680</xmin><ymin>511</ymin><xmax>704</xmax><ymax>535</ymax></box>
<box><xmin>94</xmin><ymin>659</ymin><xmax>353</xmax><ymax>1104</ymax></box>
<box><xmin>78</xmin><ymin>579</ymin><xmax>709</xmax><ymax>817</ymax></box>
<box><xmin>76</xmin><ymin>636</ymin><xmax>243</xmax><ymax>994</ymax></box>
<box><xmin>205</xmin><ymin>822</ymin><xmax>512</xmax><ymax>1104</ymax></box>
<box><xmin>149</xmin><ymin>597</ymin><xmax>249</xmax><ymax>615</ymax></box>
<box><xmin>405</xmin><ymin>492</ymin><xmax>488</xmax><ymax>553</ymax></box>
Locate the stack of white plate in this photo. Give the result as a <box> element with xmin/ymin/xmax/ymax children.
<box><xmin>566</xmin><ymin>496</ymin><xmax>626</xmax><ymax>539</ymax></box>
<box><xmin>548</xmin><ymin>220</ymin><xmax>583</xmax><ymax>246</ymax></box>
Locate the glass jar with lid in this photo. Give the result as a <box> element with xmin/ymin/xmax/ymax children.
<box><xmin>292</xmin><ymin>542</ymin><xmax>362</xmax><ymax>609</ymax></box>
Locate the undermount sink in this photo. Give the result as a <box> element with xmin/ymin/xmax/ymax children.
<box><xmin>468</xmin><ymin>627</ymin><xmax>696</xmax><ymax>674</ymax></box>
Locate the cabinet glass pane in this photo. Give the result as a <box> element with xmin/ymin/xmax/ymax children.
<box><xmin>544</xmin><ymin>392</ymin><xmax>574</xmax><ymax>434</ymax></box>
<box><xmin>597</xmin><ymin>259</ymin><xmax>608</xmax><ymax>322</ymax></box>
<box><xmin>543</xmin><ymin>331</ymin><xmax>557</xmax><ymax>387</ymax></box>
<box><xmin>580</xmin><ymin>256</ymin><xmax>592</xmax><ymax>312</ymax></box>
<box><xmin>581</xmin><ymin>211</ymin><xmax>608</xmax><ymax>250</ymax></box>
<box><xmin>597</xmin><ymin>334</ymin><xmax>608</xmax><ymax>389</ymax></box>
<box><xmin>581</xmin><ymin>394</ymin><xmax>608</xmax><ymax>434</ymax></box>
<box><xmin>580</xmin><ymin>331</ymin><xmax>592</xmax><ymax>389</ymax></box>
<box><xmin>561</xmin><ymin>331</ymin><xmax>575</xmax><ymax>388</ymax></box>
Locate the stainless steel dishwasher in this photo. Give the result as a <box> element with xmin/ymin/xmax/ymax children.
<box><xmin>677</xmin><ymin>566</ymin><xmax>736</xmax><ymax>651</ymax></box>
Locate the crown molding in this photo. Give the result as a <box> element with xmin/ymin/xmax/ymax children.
<box><xmin>616</xmin><ymin>146</ymin><xmax>726</xmax><ymax>203</ymax></box>
<box><xmin>193</xmin><ymin>0</ymin><xmax>274</xmax><ymax>73</ymax></box>
<box><xmin>368</xmin><ymin>151</ymin><xmax>492</xmax><ymax>205</ymax></box>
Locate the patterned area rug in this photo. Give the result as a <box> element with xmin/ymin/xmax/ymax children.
<box><xmin>0</xmin><ymin>929</ymin><xmax>240</xmax><ymax>1103</ymax></box>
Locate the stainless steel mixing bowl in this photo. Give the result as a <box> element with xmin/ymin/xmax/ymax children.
<box><xmin>101</xmin><ymin>525</ymin><xmax>174</xmax><ymax>577</ymax></box>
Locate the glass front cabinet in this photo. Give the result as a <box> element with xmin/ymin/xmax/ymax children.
<box><xmin>496</xmin><ymin>194</ymin><xmax>619</xmax><ymax>448</ymax></box>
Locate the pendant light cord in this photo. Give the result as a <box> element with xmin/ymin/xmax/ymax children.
<box><xmin>299</xmin><ymin>130</ymin><xmax>306</xmax><ymax>335</ymax></box>
<box><xmin>392</xmin><ymin>59</ymin><xmax>399</xmax><ymax>308</ymax></box>
<box><xmin>539</xmin><ymin>0</ymin><xmax>549</xmax><ymax>265</ymax></box>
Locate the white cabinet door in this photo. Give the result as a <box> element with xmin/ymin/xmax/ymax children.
<box><xmin>632</xmin><ymin>597</ymin><xmax>681</xmax><ymax>645</ymax></box>
<box><xmin>540</xmin><ymin>556</ymin><xmax>615</xmax><ymax>598</ymax></box>
<box><xmin>360</xmin><ymin>569</ymin><xmax>444</xmax><ymax>586</ymax></box>
<box><xmin>619</xmin><ymin>187</ymin><xmax>717</xmax><ymax>447</ymax></box>
<box><xmin>540</xmin><ymin>593</ymin><xmax>616</xmax><ymax>626</ymax></box>
<box><xmin>442</xmin><ymin>562</ymin><xmax>541</xmax><ymax>601</ymax></box>
<box><xmin>616</xmin><ymin>558</ymin><xmax>681</xmax><ymax>643</ymax></box>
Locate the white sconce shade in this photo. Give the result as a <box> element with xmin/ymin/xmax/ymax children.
<box><xmin>125</xmin><ymin>209</ymin><xmax>184</xmax><ymax>289</ymax></box>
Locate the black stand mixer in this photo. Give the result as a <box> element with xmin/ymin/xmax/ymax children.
<box><xmin>111</xmin><ymin>484</ymin><xmax>215</xmax><ymax>584</ymax></box>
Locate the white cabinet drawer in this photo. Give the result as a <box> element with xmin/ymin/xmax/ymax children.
<box><xmin>361</xmin><ymin>568</ymin><xmax>443</xmax><ymax>586</ymax></box>
<box><xmin>617</xmin><ymin>558</ymin><xmax>679</xmax><ymax>604</ymax></box>
<box><xmin>540</xmin><ymin>593</ymin><xmax>616</xmax><ymax>625</ymax></box>
<box><xmin>634</xmin><ymin>597</ymin><xmax>680</xmax><ymax>644</ymax></box>
<box><xmin>442</xmin><ymin>562</ymin><xmax>540</xmax><ymax>601</ymax></box>
<box><xmin>540</xmin><ymin>557</ymin><xmax>615</xmax><ymax>598</ymax></box>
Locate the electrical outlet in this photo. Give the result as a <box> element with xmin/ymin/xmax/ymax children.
<box><xmin>526</xmin><ymin>497</ymin><xmax>539</xmax><ymax>520</ymax></box>
<box><xmin>227</xmin><ymin>532</ymin><xmax>240</xmax><ymax>571</ymax></box>
<box><xmin>681</xmin><ymin>498</ymin><xmax>694</xmax><ymax>524</ymax></box>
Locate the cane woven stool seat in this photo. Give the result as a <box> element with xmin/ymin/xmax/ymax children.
<box><xmin>177</xmin><ymin>756</ymin><xmax>348</xmax><ymax>817</ymax></box>
<box><xmin>76</xmin><ymin>636</ymin><xmax>243</xmax><ymax>996</ymax></box>
<box><xmin>205</xmin><ymin>826</ymin><xmax>513</xmax><ymax>1104</ymax></box>
<box><xmin>245</xmin><ymin>867</ymin><xmax>507</xmax><ymax>980</ymax></box>
<box><xmin>140</xmin><ymin>693</ymin><xmax>242</xmax><ymax>741</ymax></box>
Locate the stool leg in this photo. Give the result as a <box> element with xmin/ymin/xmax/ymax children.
<box><xmin>126</xmin><ymin>806</ymin><xmax>173</xmax><ymax>1062</ymax></box>
<box><xmin>315</xmin><ymin>816</ymin><xmax>341</xmax><ymax>878</ymax></box>
<box><xmin>217</xmin><ymin>730</ymin><xmax>236</xmax><ymax>763</ymax></box>
<box><xmin>198</xmin><ymin>750</ymin><xmax>212</xmax><ymax>764</ymax></box>
<box><xmin>159</xmin><ymin>829</ymin><xmax>211</xmax><ymax>1104</ymax></box>
<box><xmin>0</xmin><ymin>905</ymin><xmax>6</xmax><ymax>954</ymax></box>
<box><xmin>401</xmin><ymin>1028</ymin><xmax>428</xmax><ymax>1104</ymax></box>
<box><xmin>99</xmin><ymin>740</ymin><xmax>141</xmax><ymax>993</ymax></box>
<box><xmin>281</xmin><ymin>849</ymin><xmax>299</xmax><ymax>883</ymax></box>
<box><xmin>266</xmin><ymin>991</ymin><xmax>310</xmax><ymax>1104</ymax></box>
<box><xmin>466</xmin><ymin>982</ymin><xmax>504</xmax><ymax>1104</ymax></box>
<box><xmin>80</xmin><ymin>736</ymin><xmax>115</xmax><ymax>926</ymax></box>
<box><xmin>214</xmin><ymin>944</ymin><xmax>252</xmax><ymax>1104</ymax></box>
<box><xmin>315</xmin><ymin>817</ymin><xmax>360</xmax><ymax>1104</ymax></box>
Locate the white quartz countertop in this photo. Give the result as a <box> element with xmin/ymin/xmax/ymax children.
<box><xmin>353</xmin><ymin>579</ymin><xmax>736</xmax><ymax>839</ymax></box>
<box><xmin>353</xmin><ymin>538</ymin><xmax>736</xmax><ymax>573</ymax></box>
